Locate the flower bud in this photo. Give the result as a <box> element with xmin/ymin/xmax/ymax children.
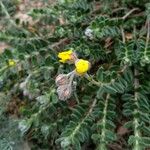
<box><xmin>55</xmin><ymin>74</ymin><xmax>69</xmax><ymax>86</ymax></box>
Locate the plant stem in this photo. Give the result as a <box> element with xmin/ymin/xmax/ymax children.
<box><xmin>120</xmin><ymin>26</ymin><xmax>126</xmax><ymax>43</ymax></box>
<box><xmin>70</xmin><ymin>98</ymin><xmax>97</xmax><ymax>139</ymax></box>
<box><xmin>144</xmin><ymin>20</ymin><xmax>150</xmax><ymax>56</ymax></box>
<box><xmin>122</xmin><ymin>8</ymin><xmax>139</xmax><ymax>20</ymax></box>
<box><xmin>111</xmin><ymin>8</ymin><xmax>139</xmax><ymax>21</ymax></box>
<box><xmin>99</xmin><ymin>94</ymin><xmax>109</xmax><ymax>149</ymax></box>
<box><xmin>133</xmin><ymin>68</ymin><xmax>141</xmax><ymax>150</ymax></box>
<box><xmin>84</xmin><ymin>74</ymin><xmax>101</xmax><ymax>86</ymax></box>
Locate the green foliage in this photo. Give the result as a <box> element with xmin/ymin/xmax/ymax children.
<box><xmin>92</xmin><ymin>95</ymin><xmax>117</xmax><ymax>150</ymax></box>
<box><xmin>0</xmin><ymin>0</ymin><xmax>150</xmax><ymax>149</ymax></box>
<box><xmin>56</xmin><ymin>103</ymin><xmax>96</xmax><ymax>149</ymax></box>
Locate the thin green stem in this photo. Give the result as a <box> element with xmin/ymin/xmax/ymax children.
<box><xmin>84</xmin><ymin>74</ymin><xmax>101</xmax><ymax>86</ymax></box>
<box><xmin>84</xmin><ymin>65</ymin><xmax>127</xmax><ymax>87</ymax></box>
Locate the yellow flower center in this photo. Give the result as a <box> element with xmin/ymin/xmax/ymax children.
<box><xmin>58</xmin><ymin>50</ymin><xmax>73</xmax><ymax>63</ymax></box>
<box><xmin>75</xmin><ymin>59</ymin><xmax>90</xmax><ymax>75</ymax></box>
<box><xmin>8</xmin><ymin>59</ymin><xmax>16</xmax><ymax>67</ymax></box>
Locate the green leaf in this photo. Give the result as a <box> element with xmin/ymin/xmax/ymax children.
<box><xmin>124</xmin><ymin>121</ymin><xmax>133</xmax><ymax>129</ymax></box>
<box><xmin>103</xmin><ymin>85</ymin><xmax>117</xmax><ymax>94</ymax></box>
<box><xmin>41</xmin><ymin>124</ymin><xmax>50</xmax><ymax>139</ymax></box>
<box><xmin>139</xmin><ymin>137</ymin><xmax>150</xmax><ymax>147</ymax></box>
<box><xmin>51</xmin><ymin>92</ymin><xmax>58</xmax><ymax>104</ymax></box>
<box><xmin>18</xmin><ymin>119</ymin><xmax>32</xmax><ymax>136</ymax></box>
<box><xmin>96</xmin><ymin>67</ymin><xmax>104</xmax><ymax>81</ymax></box>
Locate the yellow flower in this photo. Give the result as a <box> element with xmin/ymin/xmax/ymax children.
<box><xmin>8</xmin><ymin>59</ymin><xmax>16</xmax><ymax>67</ymax></box>
<box><xmin>58</xmin><ymin>50</ymin><xmax>73</xmax><ymax>63</ymax></box>
<box><xmin>75</xmin><ymin>59</ymin><xmax>90</xmax><ymax>75</ymax></box>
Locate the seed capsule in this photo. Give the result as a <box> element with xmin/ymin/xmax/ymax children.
<box><xmin>55</xmin><ymin>74</ymin><xmax>69</xmax><ymax>86</ymax></box>
<box><xmin>57</xmin><ymin>84</ymin><xmax>72</xmax><ymax>101</ymax></box>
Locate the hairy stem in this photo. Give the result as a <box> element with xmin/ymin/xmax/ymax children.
<box><xmin>98</xmin><ymin>94</ymin><xmax>110</xmax><ymax>150</ymax></box>
<box><xmin>120</xmin><ymin>26</ymin><xmax>126</xmax><ymax>43</ymax></box>
<box><xmin>85</xmin><ymin>65</ymin><xmax>127</xmax><ymax>87</ymax></box>
<box><xmin>85</xmin><ymin>74</ymin><xmax>101</xmax><ymax>86</ymax></box>
<box><xmin>144</xmin><ymin>20</ymin><xmax>150</xmax><ymax>56</ymax></box>
<box><xmin>70</xmin><ymin>98</ymin><xmax>97</xmax><ymax>139</ymax></box>
<box><xmin>133</xmin><ymin>68</ymin><xmax>141</xmax><ymax>150</ymax></box>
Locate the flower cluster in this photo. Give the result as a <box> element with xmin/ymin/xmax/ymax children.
<box><xmin>55</xmin><ymin>50</ymin><xmax>91</xmax><ymax>100</ymax></box>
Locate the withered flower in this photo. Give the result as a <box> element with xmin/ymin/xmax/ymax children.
<box><xmin>55</xmin><ymin>74</ymin><xmax>69</xmax><ymax>86</ymax></box>
<box><xmin>57</xmin><ymin>84</ymin><xmax>72</xmax><ymax>101</ymax></box>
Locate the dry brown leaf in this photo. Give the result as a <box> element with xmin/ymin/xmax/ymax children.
<box><xmin>117</xmin><ymin>125</ymin><xmax>129</xmax><ymax>136</ymax></box>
